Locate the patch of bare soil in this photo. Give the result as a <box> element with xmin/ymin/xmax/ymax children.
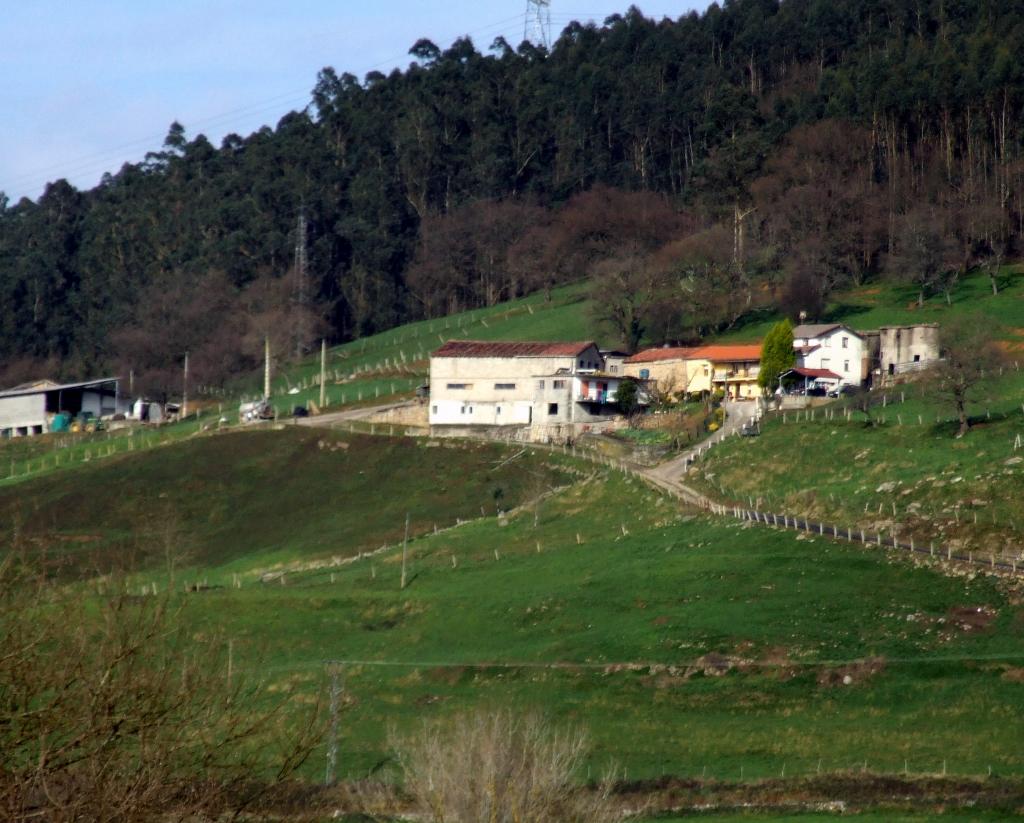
<box><xmin>946</xmin><ymin>605</ymin><xmax>998</xmax><ymax>633</ymax></box>
<box><xmin>425</xmin><ymin>665</ymin><xmax>467</xmax><ymax>685</ymax></box>
<box><xmin>220</xmin><ymin>773</ymin><xmax>1024</xmax><ymax>820</ymax></box>
<box><xmin>613</xmin><ymin>774</ymin><xmax>1024</xmax><ymax>819</ymax></box>
<box><xmin>817</xmin><ymin>656</ymin><xmax>886</xmax><ymax>688</ymax></box>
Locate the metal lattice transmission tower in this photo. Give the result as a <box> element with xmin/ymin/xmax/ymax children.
<box><xmin>524</xmin><ymin>0</ymin><xmax>552</xmax><ymax>48</ymax></box>
<box><xmin>292</xmin><ymin>206</ymin><xmax>309</xmax><ymax>358</ymax></box>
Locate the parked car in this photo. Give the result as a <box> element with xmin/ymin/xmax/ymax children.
<box><xmin>291</xmin><ymin>405</ymin><xmax>310</xmax><ymax>418</ymax></box>
<box><xmin>828</xmin><ymin>385</ymin><xmax>862</xmax><ymax>398</ymax></box>
<box><xmin>806</xmin><ymin>386</ymin><xmax>827</xmax><ymax>397</ymax></box>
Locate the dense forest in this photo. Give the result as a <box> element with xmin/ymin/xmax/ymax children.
<box><xmin>2</xmin><ymin>0</ymin><xmax>1024</xmax><ymax>395</ymax></box>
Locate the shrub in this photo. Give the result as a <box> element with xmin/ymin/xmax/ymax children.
<box><xmin>391</xmin><ymin>710</ymin><xmax>622</xmax><ymax>823</ymax></box>
<box><xmin>0</xmin><ymin>560</ymin><xmax>323</xmax><ymax>820</ymax></box>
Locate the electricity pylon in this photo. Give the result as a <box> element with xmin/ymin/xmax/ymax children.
<box><xmin>524</xmin><ymin>0</ymin><xmax>552</xmax><ymax>48</ymax></box>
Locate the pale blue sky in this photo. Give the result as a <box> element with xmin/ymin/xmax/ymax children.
<box><xmin>2</xmin><ymin>1</ymin><xmax>706</xmax><ymax>202</ymax></box>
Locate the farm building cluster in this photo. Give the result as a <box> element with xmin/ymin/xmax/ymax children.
<box><xmin>0</xmin><ymin>377</ymin><xmax>169</xmax><ymax>438</ymax></box>
<box><xmin>0</xmin><ymin>321</ymin><xmax>940</xmax><ymax>442</ymax></box>
<box><xmin>427</xmin><ymin>323</ymin><xmax>940</xmax><ymax>441</ymax></box>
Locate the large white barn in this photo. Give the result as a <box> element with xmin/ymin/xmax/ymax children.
<box><xmin>428</xmin><ymin>340</ymin><xmax>636</xmax><ymax>441</ymax></box>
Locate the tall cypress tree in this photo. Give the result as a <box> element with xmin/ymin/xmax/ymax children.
<box><xmin>758</xmin><ymin>319</ymin><xmax>796</xmax><ymax>394</ymax></box>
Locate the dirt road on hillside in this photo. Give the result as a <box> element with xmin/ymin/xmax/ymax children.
<box><xmin>296</xmin><ymin>400</ymin><xmax>418</xmax><ymax>428</ymax></box>
<box><xmin>642</xmin><ymin>400</ymin><xmax>757</xmax><ymax>502</ymax></box>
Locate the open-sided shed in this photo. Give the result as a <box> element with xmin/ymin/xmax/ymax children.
<box><xmin>0</xmin><ymin>378</ymin><xmax>126</xmax><ymax>437</ymax></box>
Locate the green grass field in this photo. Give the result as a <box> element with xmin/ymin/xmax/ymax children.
<box><xmin>0</xmin><ymin>427</ymin><xmax>571</xmax><ymax>581</ymax></box>
<box><xmin>8</xmin><ymin>429</ymin><xmax>1024</xmax><ymax>797</ymax></box>
<box><xmin>690</xmin><ymin>370</ymin><xmax>1024</xmax><ymax>559</ymax></box>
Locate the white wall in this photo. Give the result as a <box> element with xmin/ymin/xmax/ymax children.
<box><xmin>428</xmin><ymin>346</ymin><xmax>600</xmax><ymax>427</ymax></box>
<box><xmin>0</xmin><ymin>394</ymin><xmax>46</xmax><ymax>431</ymax></box>
<box><xmin>796</xmin><ymin>329</ymin><xmax>864</xmax><ymax>385</ymax></box>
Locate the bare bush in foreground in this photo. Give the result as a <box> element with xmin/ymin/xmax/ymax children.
<box><xmin>0</xmin><ymin>559</ymin><xmax>323</xmax><ymax>821</ymax></box>
<box><xmin>391</xmin><ymin>709</ymin><xmax>621</xmax><ymax>823</ymax></box>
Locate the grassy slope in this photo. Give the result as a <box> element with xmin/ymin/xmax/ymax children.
<box><xmin>690</xmin><ymin>364</ymin><xmax>1024</xmax><ymax>561</ymax></box>
<box><xmin>0</xmin><ymin>428</ymin><xmax>570</xmax><ymax>578</ymax></box>
<box><xmin>4</xmin><ymin>424</ymin><xmax>1024</xmax><ymax>802</ymax></box>
<box><xmin>162</xmin><ymin>465</ymin><xmax>1024</xmax><ymax>784</ymax></box>
<box><xmin>720</xmin><ymin>265</ymin><xmax>1024</xmax><ymax>343</ymax></box>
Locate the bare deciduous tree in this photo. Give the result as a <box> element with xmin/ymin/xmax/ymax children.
<box><xmin>927</xmin><ymin>315</ymin><xmax>1007</xmax><ymax>437</ymax></box>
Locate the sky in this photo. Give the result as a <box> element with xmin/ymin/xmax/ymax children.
<box><xmin>0</xmin><ymin>1</ymin><xmax>704</xmax><ymax>203</ymax></box>
<box><xmin>1</xmin><ymin>1</ymin><xmax>707</xmax><ymax>203</ymax></box>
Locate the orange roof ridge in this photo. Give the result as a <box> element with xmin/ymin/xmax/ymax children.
<box><xmin>690</xmin><ymin>343</ymin><xmax>763</xmax><ymax>360</ymax></box>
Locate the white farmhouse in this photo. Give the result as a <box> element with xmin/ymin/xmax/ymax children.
<box><xmin>791</xmin><ymin>324</ymin><xmax>865</xmax><ymax>388</ymax></box>
<box><xmin>428</xmin><ymin>340</ymin><xmax>637</xmax><ymax>441</ymax></box>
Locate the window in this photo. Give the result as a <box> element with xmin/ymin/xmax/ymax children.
<box><xmin>640</xmin><ymin>368</ymin><xmax>650</xmax><ymax>379</ymax></box>
<box><xmin>842</xmin><ymin>337</ymin><xmax>849</xmax><ymax>349</ymax></box>
<box><xmin>432</xmin><ymin>405</ymin><xmax>437</xmax><ymax>414</ymax></box>
<box><xmin>446</xmin><ymin>382</ymin><xmax>471</xmax><ymax>389</ymax></box>
<box><xmin>703</xmin><ymin>365</ymin><xmax>710</xmax><ymax>376</ymax></box>
<box><xmin>536</xmin><ymin>380</ymin><xmax>545</xmax><ymax>390</ymax></box>
<box><xmin>821</xmin><ymin>358</ymin><xmax>830</xmax><ymax>368</ymax></box>
<box><xmin>548</xmin><ymin>403</ymin><xmax>559</xmax><ymax>415</ymax></box>
<box><xmin>494</xmin><ymin>382</ymin><xmax>516</xmax><ymax>389</ymax></box>
<box><xmin>496</xmin><ymin>406</ymin><xmax>501</xmax><ymax>415</ymax></box>
<box><xmin>843</xmin><ymin>360</ymin><xmax>849</xmax><ymax>372</ymax></box>
<box><xmin>460</xmin><ymin>406</ymin><xmax>465</xmax><ymax>415</ymax></box>
<box><xmin>578</xmin><ymin>359</ymin><xmax>584</xmax><ymax>367</ymax></box>
<box><xmin>914</xmin><ymin>354</ymin><xmax>921</xmax><ymax>362</ymax></box>
<box><xmin>553</xmin><ymin>380</ymin><xmax>566</xmax><ymax>389</ymax></box>
<box><xmin>609</xmin><ymin>365</ymin><xmax>618</xmax><ymax>373</ymax></box>
<box><xmin>823</xmin><ymin>338</ymin><xmax>831</xmax><ymax>347</ymax></box>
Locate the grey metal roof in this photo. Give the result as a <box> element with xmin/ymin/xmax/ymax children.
<box><xmin>0</xmin><ymin>377</ymin><xmax>120</xmax><ymax>399</ymax></box>
<box><xmin>792</xmin><ymin>323</ymin><xmax>861</xmax><ymax>339</ymax></box>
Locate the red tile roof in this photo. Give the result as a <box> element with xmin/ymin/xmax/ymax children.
<box><xmin>624</xmin><ymin>346</ymin><xmax>699</xmax><ymax>364</ymax></box>
<box><xmin>432</xmin><ymin>340</ymin><xmax>597</xmax><ymax>358</ymax></box>
<box><xmin>690</xmin><ymin>344</ymin><xmax>763</xmax><ymax>361</ymax></box>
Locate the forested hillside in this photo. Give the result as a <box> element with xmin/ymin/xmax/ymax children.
<box><xmin>3</xmin><ymin>0</ymin><xmax>1023</xmax><ymax>396</ymax></box>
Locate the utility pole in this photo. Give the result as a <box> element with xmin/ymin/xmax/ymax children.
<box><xmin>401</xmin><ymin>512</ymin><xmax>410</xmax><ymax>590</ymax></box>
<box><xmin>325</xmin><ymin>663</ymin><xmax>343</xmax><ymax>785</ymax></box>
<box><xmin>524</xmin><ymin>0</ymin><xmax>552</xmax><ymax>48</ymax></box>
<box><xmin>182</xmin><ymin>352</ymin><xmax>189</xmax><ymax>419</ymax></box>
<box><xmin>264</xmin><ymin>336</ymin><xmax>271</xmax><ymax>400</ymax></box>
<box><xmin>293</xmin><ymin>205</ymin><xmax>309</xmax><ymax>359</ymax></box>
<box><xmin>319</xmin><ymin>338</ymin><xmax>327</xmax><ymax>409</ymax></box>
